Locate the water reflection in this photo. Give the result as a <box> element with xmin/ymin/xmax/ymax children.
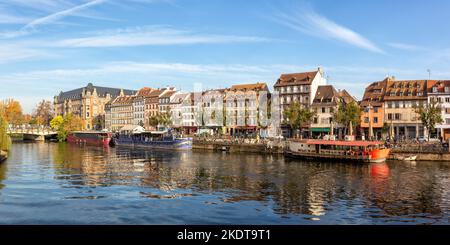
<box><xmin>0</xmin><ymin>142</ymin><xmax>449</xmax><ymax>224</ymax></box>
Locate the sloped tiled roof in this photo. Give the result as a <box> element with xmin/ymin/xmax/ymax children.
<box><xmin>229</xmin><ymin>82</ymin><xmax>269</xmax><ymax>91</ymax></box>
<box><xmin>56</xmin><ymin>83</ymin><xmax>136</xmax><ymax>101</ymax></box>
<box><xmin>274</xmin><ymin>71</ymin><xmax>319</xmax><ymax>87</ymax></box>
<box><xmin>428</xmin><ymin>80</ymin><xmax>450</xmax><ymax>94</ymax></box>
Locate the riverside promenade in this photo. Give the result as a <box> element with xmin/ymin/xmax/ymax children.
<box><xmin>193</xmin><ymin>136</ymin><xmax>285</xmax><ymax>154</ymax></box>
<box><xmin>193</xmin><ymin>136</ymin><xmax>450</xmax><ymax>161</ymax></box>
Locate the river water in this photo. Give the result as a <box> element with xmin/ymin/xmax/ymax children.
<box><xmin>0</xmin><ymin>142</ymin><xmax>449</xmax><ymax>224</ymax></box>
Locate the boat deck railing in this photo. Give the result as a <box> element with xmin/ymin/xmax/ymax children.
<box><xmin>292</xmin><ymin>149</ymin><xmax>372</xmax><ymax>160</ymax></box>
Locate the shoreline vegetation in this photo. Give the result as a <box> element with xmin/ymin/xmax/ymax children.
<box><xmin>0</xmin><ymin>115</ymin><xmax>11</xmax><ymax>162</ymax></box>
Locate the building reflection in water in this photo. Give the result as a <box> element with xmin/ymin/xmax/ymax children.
<box><xmin>48</xmin><ymin>143</ymin><xmax>449</xmax><ymax>221</ymax></box>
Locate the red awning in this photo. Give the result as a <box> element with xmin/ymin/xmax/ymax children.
<box><xmin>302</xmin><ymin>139</ymin><xmax>384</xmax><ymax>147</ymax></box>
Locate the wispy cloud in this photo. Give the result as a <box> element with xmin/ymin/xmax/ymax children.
<box><xmin>387</xmin><ymin>42</ymin><xmax>427</xmax><ymax>51</ymax></box>
<box><xmin>21</xmin><ymin>0</ymin><xmax>107</xmax><ymax>31</ymax></box>
<box><xmin>51</xmin><ymin>26</ymin><xmax>271</xmax><ymax>47</ymax></box>
<box><xmin>0</xmin><ymin>44</ymin><xmax>50</xmax><ymax>63</ymax></box>
<box><xmin>0</xmin><ymin>0</ymin><xmax>108</xmax><ymax>38</ymax></box>
<box><xmin>273</xmin><ymin>7</ymin><xmax>384</xmax><ymax>54</ymax></box>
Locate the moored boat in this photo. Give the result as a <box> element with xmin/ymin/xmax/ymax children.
<box><xmin>114</xmin><ymin>130</ymin><xmax>192</xmax><ymax>150</ymax></box>
<box><xmin>286</xmin><ymin>139</ymin><xmax>390</xmax><ymax>163</ymax></box>
<box><xmin>67</xmin><ymin>131</ymin><xmax>112</xmax><ymax>147</ymax></box>
<box><xmin>398</xmin><ymin>155</ymin><xmax>417</xmax><ymax>161</ymax></box>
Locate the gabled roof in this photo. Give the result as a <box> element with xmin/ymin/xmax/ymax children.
<box><xmin>427</xmin><ymin>80</ymin><xmax>450</xmax><ymax>94</ymax></box>
<box><xmin>170</xmin><ymin>93</ymin><xmax>190</xmax><ymax>104</ymax></box>
<box><xmin>160</xmin><ymin>90</ymin><xmax>177</xmax><ymax>98</ymax></box>
<box><xmin>135</xmin><ymin>87</ymin><xmax>154</xmax><ymax>97</ymax></box>
<box><xmin>229</xmin><ymin>82</ymin><xmax>269</xmax><ymax>91</ymax></box>
<box><xmin>112</xmin><ymin>95</ymin><xmax>134</xmax><ymax>105</ymax></box>
<box><xmin>274</xmin><ymin>71</ymin><xmax>319</xmax><ymax>87</ymax></box>
<box><xmin>313</xmin><ymin>85</ymin><xmax>338</xmax><ymax>102</ymax></box>
<box><xmin>384</xmin><ymin>79</ymin><xmax>427</xmax><ymax>101</ymax></box>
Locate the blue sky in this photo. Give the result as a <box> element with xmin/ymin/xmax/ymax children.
<box><xmin>1</xmin><ymin>0</ymin><xmax>450</xmax><ymax>113</ymax></box>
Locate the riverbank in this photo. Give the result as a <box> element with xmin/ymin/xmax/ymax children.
<box><xmin>192</xmin><ymin>138</ymin><xmax>285</xmax><ymax>154</ymax></box>
<box><xmin>0</xmin><ymin>150</ymin><xmax>7</xmax><ymax>162</ymax></box>
<box><xmin>193</xmin><ymin>138</ymin><xmax>450</xmax><ymax>161</ymax></box>
<box><xmin>389</xmin><ymin>152</ymin><xmax>450</xmax><ymax>161</ymax></box>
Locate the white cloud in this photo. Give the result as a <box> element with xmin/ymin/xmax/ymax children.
<box><xmin>21</xmin><ymin>0</ymin><xmax>107</xmax><ymax>31</ymax></box>
<box><xmin>51</xmin><ymin>26</ymin><xmax>271</xmax><ymax>47</ymax></box>
<box><xmin>387</xmin><ymin>42</ymin><xmax>426</xmax><ymax>51</ymax></box>
<box><xmin>273</xmin><ymin>8</ymin><xmax>384</xmax><ymax>54</ymax></box>
<box><xmin>0</xmin><ymin>44</ymin><xmax>50</xmax><ymax>63</ymax></box>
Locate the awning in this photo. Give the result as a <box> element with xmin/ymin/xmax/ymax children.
<box><xmin>120</xmin><ymin>125</ymin><xmax>145</xmax><ymax>134</ymax></box>
<box><xmin>310</xmin><ymin>127</ymin><xmax>330</xmax><ymax>133</ymax></box>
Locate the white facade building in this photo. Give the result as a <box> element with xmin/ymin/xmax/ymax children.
<box><xmin>428</xmin><ymin>80</ymin><xmax>450</xmax><ymax>140</ymax></box>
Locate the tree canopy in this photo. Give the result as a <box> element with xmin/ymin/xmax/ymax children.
<box><xmin>333</xmin><ymin>101</ymin><xmax>362</xmax><ymax>134</ymax></box>
<box><xmin>33</xmin><ymin>100</ymin><xmax>54</xmax><ymax>126</ymax></box>
<box><xmin>283</xmin><ymin>102</ymin><xmax>315</xmax><ymax>138</ymax></box>
<box><xmin>415</xmin><ymin>99</ymin><xmax>443</xmax><ymax>140</ymax></box>
<box><xmin>51</xmin><ymin>114</ymin><xmax>83</xmax><ymax>142</ymax></box>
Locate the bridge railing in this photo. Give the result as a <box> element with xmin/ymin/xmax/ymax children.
<box><xmin>7</xmin><ymin>124</ymin><xmax>56</xmax><ymax>135</ymax></box>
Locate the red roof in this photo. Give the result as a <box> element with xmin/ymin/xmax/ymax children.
<box><xmin>303</xmin><ymin>140</ymin><xmax>384</xmax><ymax>147</ymax></box>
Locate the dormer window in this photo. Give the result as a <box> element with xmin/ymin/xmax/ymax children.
<box><xmin>445</xmin><ymin>87</ymin><xmax>450</xmax><ymax>93</ymax></box>
<box><xmin>433</xmin><ymin>87</ymin><xmax>438</xmax><ymax>93</ymax></box>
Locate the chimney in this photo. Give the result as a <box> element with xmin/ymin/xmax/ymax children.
<box><xmin>318</xmin><ymin>66</ymin><xmax>324</xmax><ymax>76</ymax></box>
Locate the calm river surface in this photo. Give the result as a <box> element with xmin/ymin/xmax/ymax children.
<box><xmin>0</xmin><ymin>142</ymin><xmax>449</xmax><ymax>224</ymax></box>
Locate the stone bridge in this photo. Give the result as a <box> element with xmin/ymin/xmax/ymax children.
<box><xmin>8</xmin><ymin>125</ymin><xmax>57</xmax><ymax>141</ymax></box>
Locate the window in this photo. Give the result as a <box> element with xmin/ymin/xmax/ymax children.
<box><xmin>374</xmin><ymin>107</ymin><xmax>379</xmax><ymax>113</ymax></box>
<box><xmin>322</xmin><ymin>107</ymin><xmax>326</xmax><ymax>113</ymax></box>
<box><xmin>364</xmin><ymin>117</ymin><xmax>369</xmax><ymax>123</ymax></box>
<box><xmin>313</xmin><ymin>117</ymin><xmax>318</xmax><ymax>124</ymax></box>
<box><xmin>387</xmin><ymin>113</ymin><xmax>393</xmax><ymax>120</ymax></box>
<box><xmin>373</xmin><ymin>117</ymin><xmax>378</xmax><ymax>123</ymax></box>
<box><xmin>446</xmin><ymin>98</ymin><xmax>450</xmax><ymax>103</ymax></box>
<box><xmin>395</xmin><ymin>113</ymin><xmax>401</xmax><ymax>120</ymax></box>
<box><xmin>445</xmin><ymin>87</ymin><xmax>450</xmax><ymax>93</ymax></box>
<box><xmin>433</xmin><ymin>87</ymin><xmax>438</xmax><ymax>93</ymax></box>
<box><xmin>447</xmin><ymin>119</ymin><xmax>450</xmax><ymax>124</ymax></box>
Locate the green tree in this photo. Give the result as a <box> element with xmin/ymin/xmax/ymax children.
<box><xmin>415</xmin><ymin>99</ymin><xmax>443</xmax><ymax>140</ymax></box>
<box><xmin>333</xmin><ymin>101</ymin><xmax>362</xmax><ymax>135</ymax></box>
<box><xmin>51</xmin><ymin>114</ymin><xmax>83</xmax><ymax>142</ymax></box>
<box><xmin>0</xmin><ymin>115</ymin><xmax>11</xmax><ymax>153</ymax></box>
<box><xmin>283</xmin><ymin>102</ymin><xmax>315</xmax><ymax>138</ymax></box>
<box><xmin>50</xmin><ymin>115</ymin><xmax>64</xmax><ymax>130</ymax></box>
<box><xmin>93</xmin><ymin>114</ymin><xmax>105</xmax><ymax>130</ymax></box>
<box><xmin>148</xmin><ymin>115</ymin><xmax>159</xmax><ymax>128</ymax></box>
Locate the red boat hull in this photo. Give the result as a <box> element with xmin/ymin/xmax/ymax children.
<box><xmin>67</xmin><ymin>132</ymin><xmax>111</xmax><ymax>147</ymax></box>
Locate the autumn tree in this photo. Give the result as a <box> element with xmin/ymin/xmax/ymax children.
<box><xmin>33</xmin><ymin>100</ymin><xmax>54</xmax><ymax>126</ymax></box>
<box><xmin>0</xmin><ymin>99</ymin><xmax>24</xmax><ymax>125</ymax></box>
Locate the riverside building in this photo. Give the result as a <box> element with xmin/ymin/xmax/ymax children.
<box><xmin>273</xmin><ymin>67</ymin><xmax>327</xmax><ymax>137</ymax></box>
<box><xmin>54</xmin><ymin>83</ymin><xmax>136</xmax><ymax>130</ymax></box>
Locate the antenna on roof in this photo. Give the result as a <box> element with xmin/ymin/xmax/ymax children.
<box><xmin>427</xmin><ymin>69</ymin><xmax>431</xmax><ymax>80</ymax></box>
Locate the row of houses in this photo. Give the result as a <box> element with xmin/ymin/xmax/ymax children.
<box><xmin>53</xmin><ymin>67</ymin><xmax>450</xmax><ymax>140</ymax></box>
